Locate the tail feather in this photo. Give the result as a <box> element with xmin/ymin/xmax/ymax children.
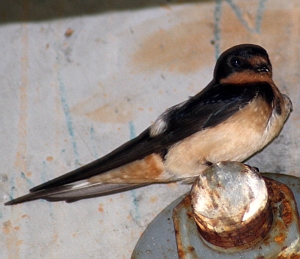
<box><xmin>5</xmin><ymin>182</ymin><xmax>148</xmax><ymax>205</ymax></box>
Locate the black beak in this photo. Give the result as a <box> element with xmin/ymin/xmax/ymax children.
<box><xmin>256</xmin><ymin>65</ymin><xmax>270</xmax><ymax>73</ymax></box>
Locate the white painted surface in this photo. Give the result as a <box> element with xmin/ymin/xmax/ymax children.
<box><xmin>1</xmin><ymin>1</ymin><xmax>300</xmax><ymax>258</ymax></box>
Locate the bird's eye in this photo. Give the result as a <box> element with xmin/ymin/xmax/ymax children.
<box><xmin>230</xmin><ymin>57</ymin><xmax>242</xmax><ymax>68</ymax></box>
<box><xmin>230</xmin><ymin>57</ymin><xmax>242</xmax><ymax>67</ymax></box>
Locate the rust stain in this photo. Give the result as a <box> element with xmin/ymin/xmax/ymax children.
<box><xmin>64</xmin><ymin>28</ymin><xmax>74</xmax><ymax>37</ymax></box>
<box><xmin>150</xmin><ymin>196</ymin><xmax>158</xmax><ymax>203</ymax></box>
<box><xmin>14</xmin><ymin>23</ymin><xmax>29</xmax><ymax>174</ymax></box>
<box><xmin>3</xmin><ymin>220</ymin><xmax>12</xmax><ymax>235</ymax></box>
<box><xmin>130</xmin><ymin>3</ymin><xmax>299</xmax><ymax>81</ymax></box>
<box><xmin>280</xmin><ymin>195</ymin><xmax>294</xmax><ymax>228</ymax></box>
<box><xmin>71</xmin><ymin>94</ymin><xmax>137</xmax><ymax>123</ymax></box>
<box><xmin>177</xmin><ymin>248</ymin><xmax>185</xmax><ymax>259</ymax></box>
<box><xmin>130</xmin><ymin>21</ymin><xmax>214</xmax><ymax>74</ymax></box>
<box><xmin>187</xmin><ymin>246</ymin><xmax>195</xmax><ymax>252</ymax></box>
<box><xmin>98</xmin><ymin>203</ymin><xmax>104</xmax><ymax>213</ymax></box>
<box><xmin>274</xmin><ymin>233</ymin><xmax>285</xmax><ymax>244</ymax></box>
<box><xmin>264</xmin><ymin>177</ymin><xmax>300</xmax><ymax>251</ymax></box>
<box><xmin>46</xmin><ymin>156</ymin><xmax>54</xmax><ymax>162</ymax></box>
<box><xmin>278</xmin><ymin>253</ymin><xmax>300</xmax><ymax>259</ymax></box>
<box><xmin>16</xmin><ymin>240</ymin><xmax>24</xmax><ymax>246</ymax></box>
<box><xmin>5</xmin><ymin>23</ymin><xmax>30</xmax><ymax>259</ymax></box>
<box><xmin>173</xmin><ymin>195</ymin><xmax>193</xmax><ymax>259</ymax></box>
<box><xmin>266</xmin><ymin>178</ymin><xmax>295</xmax><ymax>228</ymax></box>
<box><xmin>3</xmin><ymin>219</ymin><xmax>22</xmax><ymax>257</ymax></box>
<box><xmin>9</xmin><ymin>29</ymin><xmax>29</xmax><ymax>259</ymax></box>
<box><xmin>86</xmin><ymin>102</ymin><xmax>133</xmax><ymax>123</ymax></box>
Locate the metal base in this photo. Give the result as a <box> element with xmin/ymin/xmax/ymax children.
<box><xmin>131</xmin><ymin>173</ymin><xmax>300</xmax><ymax>259</ymax></box>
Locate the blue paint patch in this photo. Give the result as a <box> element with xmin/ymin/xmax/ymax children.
<box><xmin>8</xmin><ymin>176</ymin><xmax>16</xmax><ymax>200</ymax></box>
<box><xmin>255</xmin><ymin>0</ymin><xmax>267</xmax><ymax>33</ymax></box>
<box><xmin>213</xmin><ymin>0</ymin><xmax>222</xmax><ymax>59</ymax></box>
<box><xmin>226</xmin><ymin>0</ymin><xmax>266</xmax><ymax>33</ymax></box>
<box><xmin>20</xmin><ymin>171</ymin><xmax>34</xmax><ymax>187</ymax></box>
<box><xmin>130</xmin><ymin>189</ymin><xmax>140</xmax><ymax>217</ymax></box>
<box><xmin>90</xmin><ymin>126</ymin><xmax>98</xmax><ymax>158</ymax></box>
<box><xmin>128</xmin><ymin>121</ymin><xmax>141</xmax><ymax>221</ymax></box>
<box><xmin>57</xmin><ymin>67</ymin><xmax>79</xmax><ymax>166</ymax></box>
<box><xmin>129</xmin><ymin>121</ymin><xmax>136</xmax><ymax>140</ymax></box>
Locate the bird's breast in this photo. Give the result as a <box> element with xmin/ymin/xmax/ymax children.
<box><xmin>164</xmin><ymin>97</ymin><xmax>276</xmax><ymax>178</ymax></box>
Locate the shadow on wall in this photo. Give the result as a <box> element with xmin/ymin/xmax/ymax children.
<box><xmin>0</xmin><ymin>0</ymin><xmax>213</xmax><ymax>24</ymax></box>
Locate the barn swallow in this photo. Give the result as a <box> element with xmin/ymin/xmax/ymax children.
<box><xmin>5</xmin><ymin>44</ymin><xmax>292</xmax><ymax>205</ymax></box>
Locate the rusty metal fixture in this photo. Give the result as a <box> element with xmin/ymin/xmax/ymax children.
<box><xmin>190</xmin><ymin>161</ymin><xmax>272</xmax><ymax>251</ymax></box>
<box><xmin>173</xmin><ymin>161</ymin><xmax>300</xmax><ymax>258</ymax></box>
<box><xmin>130</xmin><ymin>171</ymin><xmax>300</xmax><ymax>259</ymax></box>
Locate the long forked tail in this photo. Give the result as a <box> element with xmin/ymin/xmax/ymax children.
<box><xmin>5</xmin><ymin>182</ymin><xmax>148</xmax><ymax>205</ymax></box>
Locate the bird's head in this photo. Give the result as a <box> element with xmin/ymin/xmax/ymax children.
<box><xmin>214</xmin><ymin>44</ymin><xmax>272</xmax><ymax>84</ymax></box>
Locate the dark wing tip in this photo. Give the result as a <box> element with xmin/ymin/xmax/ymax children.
<box><xmin>30</xmin><ymin>183</ymin><xmax>49</xmax><ymax>192</ymax></box>
<box><xmin>5</xmin><ymin>183</ymin><xmax>151</xmax><ymax>205</ymax></box>
<box><xmin>5</xmin><ymin>192</ymin><xmax>38</xmax><ymax>205</ymax></box>
<box><xmin>5</xmin><ymin>200</ymin><xmax>15</xmax><ymax>206</ymax></box>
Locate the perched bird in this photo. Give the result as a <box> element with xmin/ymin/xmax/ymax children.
<box><xmin>5</xmin><ymin>44</ymin><xmax>292</xmax><ymax>205</ymax></box>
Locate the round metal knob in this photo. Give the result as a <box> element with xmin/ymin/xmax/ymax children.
<box><xmin>190</xmin><ymin>161</ymin><xmax>272</xmax><ymax>250</ymax></box>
